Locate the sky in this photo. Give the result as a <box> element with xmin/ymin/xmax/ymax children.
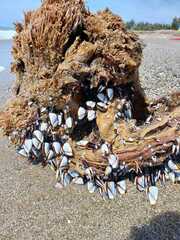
<box><xmin>1</xmin><ymin>0</ymin><xmax>180</xmax><ymax>27</ymax></box>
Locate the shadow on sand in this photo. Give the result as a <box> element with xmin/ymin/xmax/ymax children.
<box><xmin>128</xmin><ymin>211</ymin><xmax>180</xmax><ymax>240</ymax></box>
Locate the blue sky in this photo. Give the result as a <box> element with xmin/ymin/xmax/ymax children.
<box><xmin>1</xmin><ymin>0</ymin><xmax>180</xmax><ymax>27</ymax></box>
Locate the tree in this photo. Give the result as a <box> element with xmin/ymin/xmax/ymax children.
<box><xmin>125</xmin><ymin>20</ymin><xmax>172</xmax><ymax>31</ymax></box>
<box><xmin>172</xmin><ymin>17</ymin><xmax>179</xmax><ymax>30</ymax></box>
<box><xmin>126</xmin><ymin>19</ymin><xmax>135</xmax><ymax>30</ymax></box>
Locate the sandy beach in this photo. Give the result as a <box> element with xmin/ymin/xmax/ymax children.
<box><xmin>0</xmin><ymin>33</ymin><xmax>180</xmax><ymax>240</ymax></box>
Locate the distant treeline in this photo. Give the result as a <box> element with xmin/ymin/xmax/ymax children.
<box><xmin>126</xmin><ymin>17</ymin><xmax>180</xmax><ymax>31</ymax></box>
<box><xmin>0</xmin><ymin>26</ymin><xmax>14</xmax><ymax>30</ymax></box>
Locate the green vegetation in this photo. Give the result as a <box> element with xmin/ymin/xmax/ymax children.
<box><xmin>171</xmin><ymin>17</ymin><xmax>180</xmax><ymax>30</ymax></box>
<box><xmin>126</xmin><ymin>17</ymin><xmax>180</xmax><ymax>31</ymax></box>
<box><xmin>0</xmin><ymin>26</ymin><xmax>14</xmax><ymax>30</ymax></box>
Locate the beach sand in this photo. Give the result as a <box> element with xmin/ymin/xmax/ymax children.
<box><xmin>0</xmin><ymin>35</ymin><xmax>180</xmax><ymax>240</ymax></box>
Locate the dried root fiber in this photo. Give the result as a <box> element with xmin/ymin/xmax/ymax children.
<box><xmin>0</xmin><ymin>0</ymin><xmax>180</xmax><ymax>204</ymax></box>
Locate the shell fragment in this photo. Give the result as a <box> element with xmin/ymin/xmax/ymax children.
<box><xmin>87</xmin><ymin>181</ymin><xmax>97</xmax><ymax>193</ymax></box>
<box><xmin>168</xmin><ymin>160</ymin><xmax>178</xmax><ymax>171</ymax></box>
<box><xmin>107</xmin><ymin>88</ymin><xmax>114</xmax><ymax>101</ymax></box>
<box><xmin>97</xmin><ymin>93</ymin><xmax>108</xmax><ymax>103</ymax></box>
<box><xmin>44</xmin><ymin>142</ymin><xmax>50</xmax><ymax>157</ymax></box>
<box><xmin>63</xmin><ymin>142</ymin><xmax>73</xmax><ymax>157</ymax></box>
<box><xmin>105</xmin><ymin>166</ymin><xmax>112</xmax><ymax>176</ymax></box>
<box><xmin>60</xmin><ymin>156</ymin><xmax>69</xmax><ymax>168</ymax></box>
<box><xmin>101</xmin><ymin>143</ymin><xmax>109</xmax><ymax>156</ymax></box>
<box><xmin>108</xmin><ymin>154</ymin><xmax>118</xmax><ymax>169</ymax></box>
<box><xmin>52</xmin><ymin>141</ymin><xmax>61</xmax><ymax>154</ymax></box>
<box><xmin>76</xmin><ymin>140</ymin><xmax>88</xmax><ymax>147</ymax></box>
<box><xmin>58</xmin><ymin>113</ymin><xmax>63</xmax><ymax>126</ymax></box>
<box><xmin>73</xmin><ymin>177</ymin><xmax>84</xmax><ymax>185</ymax></box>
<box><xmin>87</xmin><ymin>110</ymin><xmax>96</xmax><ymax>121</ymax></box>
<box><xmin>86</xmin><ymin>101</ymin><xmax>96</xmax><ymax>109</ymax></box>
<box><xmin>136</xmin><ymin>175</ymin><xmax>146</xmax><ymax>192</ymax></box>
<box><xmin>40</xmin><ymin>122</ymin><xmax>48</xmax><ymax>132</ymax></box>
<box><xmin>97</xmin><ymin>102</ymin><xmax>108</xmax><ymax>111</ymax></box>
<box><xmin>49</xmin><ymin>113</ymin><xmax>58</xmax><ymax>128</ymax></box>
<box><xmin>78</xmin><ymin>107</ymin><xmax>86</xmax><ymax>120</ymax></box>
<box><xmin>63</xmin><ymin>173</ymin><xmax>71</xmax><ymax>187</ymax></box>
<box><xmin>117</xmin><ymin>180</ymin><xmax>126</xmax><ymax>195</ymax></box>
<box><xmin>148</xmin><ymin>186</ymin><xmax>158</xmax><ymax>205</ymax></box>
<box><xmin>47</xmin><ymin>150</ymin><xmax>54</xmax><ymax>160</ymax></box>
<box><xmin>32</xmin><ymin>137</ymin><xmax>41</xmax><ymax>150</ymax></box>
<box><xmin>66</xmin><ymin>117</ymin><xmax>73</xmax><ymax>129</ymax></box>
<box><xmin>23</xmin><ymin>139</ymin><xmax>33</xmax><ymax>154</ymax></box>
<box><xmin>18</xmin><ymin>148</ymin><xmax>28</xmax><ymax>158</ymax></box>
<box><xmin>33</xmin><ymin>130</ymin><xmax>44</xmax><ymax>143</ymax></box>
<box><xmin>107</xmin><ymin>181</ymin><xmax>117</xmax><ymax>199</ymax></box>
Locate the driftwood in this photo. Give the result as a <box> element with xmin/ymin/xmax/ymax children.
<box><xmin>0</xmin><ymin>0</ymin><xmax>180</xmax><ymax>202</ymax></box>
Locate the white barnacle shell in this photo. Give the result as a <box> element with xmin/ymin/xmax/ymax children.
<box><xmin>47</xmin><ymin>150</ymin><xmax>54</xmax><ymax>160</ymax></box>
<box><xmin>63</xmin><ymin>173</ymin><xmax>71</xmax><ymax>187</ymax></box>
<box><xmin>105</xmin><ymin>166</ymin><xmax>112</xmax><ymax>176</ymax></box>
<box><xmin>60</xmin><ymin>156</ymin><xmax>69</xmax><ymax>168</ymax></box>
<box><xmin>44</xmin><ymin>142</ymin><xmax>50</xmax><ymax>157</ymax></box>
<box><xmin>52</xmin><ymin>141</ymin><xmax>62</xmax><ymax>154</ymax></box>
<box><xmin>78</xmin><ymin>107</ymin><xmax>86</xmax><ymax>120</ymax></box>
<box><xmin>58</xmin><ymin>113</ymin><xmax>63</xmax><ymax>126</ymax></box>
<box><xmin>63</xmin><ymin>142</ymin><xmax>73</xmax><ymax>157</ymax></box>
<box><xmin>97</xmin><ymin>93</ymin><xmax>108</xmax><ymax>103</ymax></box>
<box><xmin>168</xmin><ymin>160</ymin><xmax>178</xmax><ymax>171</ymax></box>
<box><xmin>98</xmin><ymin>84</ymin><xmax>106</xmax><ymax>93</ymax></box>
<box><xmin>169</xmin><ymin>172</ymin><xmax>176</xmax><ymax>183</ymax></box>
<box><xmin>136</xmin><ymin>175</ymin><xmax>146</xmax><ymax>192</ymax></box>
<box><xmin>86</xmin><ymin>101</ymin><xmax>96</xmax><ymax>109</ymax></box>
<box><xmin>108</xmin><ymin>154</ymin><xmax>118</xmax><ymax>169</ymax></box>
<box><xmin>76</xmin><ymin>140</ymin><xmax>88</xmax><ymax>147</ymax></box>
<box><xmin>107</xmin><ymin>181</ymin><xmax>117</xmax><ymax>200</ymax></box>
<box><xmin>87</xmin><ymin>110</ymin><xmax>96</xmax><ymax>121</ymax></box>
<box><xmin>145</xmin><ymin>115</ymin><xmax>153</xmax><ymax>124</ymax></box>
<box><xmin>32</xmin><ymin>137</ymin><xmax>41</xmax><ymax>150</ymax></box>
<box><xmin>33</xmin><ymin>130</ymin><xmax>44</xmax><ymax>143</ymax></box>
<box><xmin>49</xmin><ymin>112</ymin><xmax>58</xmax><ymax>128</ymax></box>
<box><xmin>72</xmin><ymin>177</ymin><xmax>84</xmax><ymax>185</ymax></box>
<box><xmin>84</xmin><ymin>167</ymin><xmax>94</xmax><ymax>179</ymax></box>
<box><xmin>87</xmin><ymin>181</ymin><xmax>97</xmax><ymax>193</ymax></box>
<box><xmin>40</xmin><ymin>122</ymin><xmax>48</xmax><ymax>132</ymax></box>
<box><xmin>18</xmin><ymin>148</ymin><xmax>28</xmax><ymax>158</ymax></box>
<box><xmin>68</xmin><ymin>170</ymin><xmax>80</xmax><ymax>178</ymax></box>
<box><xmin>101</xmin><ymin>143</ymin><xmax>110</xmax><ymax>156</ymax></box>
<box><xmin>176</xmin><ymin>145</ymin><xmax>179</xmax><ymax>155</ymax></box>
<box><xmin>172</xmin><ymin>144</ymin><xmax>176</xmax><ymax>155</ymax></box>
<box><xmin>117</xmin><ymin>180</ymin><xmax>126</xmax><ymax>195</ymax></box>
<box><xmin>97</xmin><ymin>102</ymin><xmax>108</xmax><ymax>111</ymax></box>
<box><xmin>41</xmin><ymin>107</ymin><xmax>47</xmax><ymax>113</ymax></box>
<box><xmin>32</xmin><ymin>147</ymin><xmax>39</xmax><ymax>158</ymax></box>
<box><xmin>66</xmin><ymin>117</ymin><xmax>73</xmax><ymax>129</ymax></box>
<box><xmin>56</xmin><ymin>168</ymin><xmax>60</xmax><ymax>180</ymax></box>
<box><xmin>148</xmin><ymin>186</ymin><xmax>158</xmax><ymax>205</ymax></box>
<box><xmin>107</xmin><ymin>88</ymin><xmax>114</xmax><ymax>101</ymax></box>
<box><xmin>28</xmin><ymin>101</ymin><xmax>33</xmax><ymax>106</ymax></box>
<box><xmin>48</xmin><ymin>159</ymin><xmax>57</xmax><ymax>172</ymax></box>
<box><xmin>23</xmin><ymin>139</ymin><xmax>33</xmax><ymax>154</ymax></box>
